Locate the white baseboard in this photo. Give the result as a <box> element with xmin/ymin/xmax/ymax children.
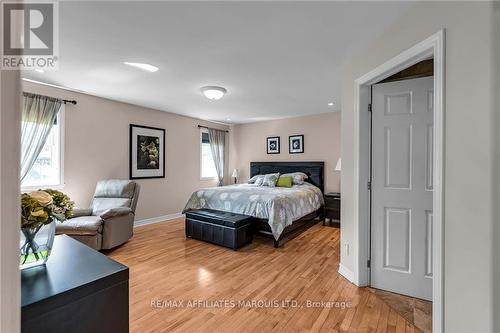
<box><xmin>134</xmin><ymin>212</ymin><xmax>183</xmax><ymax>228</ymax></box>
<box><xmin>338</xmin><ymin>263</ymin><xmax>355</xmax><ymax>283</ymax></box>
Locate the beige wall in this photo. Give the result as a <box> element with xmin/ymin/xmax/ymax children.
<box><xmin>0</xmin><ymin>70</ymin><xmax>21</xmax><ymax>333</ymax></box>
<box><xmin>493</xmin><ymin>3</ymin><xmax>500</xmax><ymax>332</ymax></box>
<box><xmin>22</xmin><ymin>80</ymin><xmax>340</xmax><ymax>221</ymax></box>
<box><xmin>22</xmin><ymin>81</ymin><xmax>229</xmax><ymax>221</ymax></box>
<box><xmin>340</xmin><ymin>2</ymin><xmax>496</xmax><ymax>331</ymax></box>
<box><xmin>229</xmin><ymin>112</ymin><xmax>341</xmax><ymax>193</ymax></box>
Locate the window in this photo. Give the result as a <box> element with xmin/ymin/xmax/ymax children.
<box><xmin>200</xmin><ymin>129</ymin><xmax>217</xmax><ymax>179</ymax></box>
<box><xmin>21</xmin><ymin>108</ymin><xmax>64</xmax><ymax>189</ymax></box>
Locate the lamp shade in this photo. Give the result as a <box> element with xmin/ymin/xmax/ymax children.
<box><xmin>335</xmin><ymin>158</ymin><xmax>341</xmax><ymax>171</ymax></box>
<box><xmin>231</xmin><ymin>169</ymin><xmax>239</xmax><ymax>178</ymax></box>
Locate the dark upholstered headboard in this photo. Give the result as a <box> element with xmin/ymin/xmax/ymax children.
<box><xmin>250</xmin><ymin>161</ymin><xmax>325</xmax><ymax>193</ymax></box>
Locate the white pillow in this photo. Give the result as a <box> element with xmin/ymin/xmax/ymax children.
<box><xmin>281</xmin><ymin>172</ymin><xmax>308</xmax><ymax>185</ymax></box>
<box><xmin>248</xmin><ymin>175</ymin><xmax>265</xmax><ymax>184</ymax></box>
<box><xmin>255</xmin><ymin>175</ymin><xmax>265</xmax><ymax>186</ymax></box>
<box><xmin>249</xmin><ymin>175</ymin><xmax>265</xmax><ymax>186</ymax></box>
<box><xmin>262</xmin><ymin>173</ymin><xmax>280</xmax><ymax>187</ymax></box>
<box><xmin>248</xmin><ymin>175</ymin><xmax>261</xmax><ymax>184</ymax></box>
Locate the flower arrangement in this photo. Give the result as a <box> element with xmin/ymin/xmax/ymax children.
<box><xmin>20</xmin><ymin>189</ymin><xmax>74</xmax><ymax>268</ymax></box>
<box><xmin>21</xmin><ymin>190</ymin><xmax>74</xmax><ymax>228</ymax></box>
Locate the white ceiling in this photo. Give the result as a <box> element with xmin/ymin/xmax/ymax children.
<box><xmin>22</xmin><ymin>1</ymin><xmax>414</xmax><ymax>124</ymax></box>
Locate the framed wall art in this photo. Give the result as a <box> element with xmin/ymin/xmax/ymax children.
<box><xmin>289</xmin><ymin>135</ymin><xmax>304</xmax><ymax>154</ymax></box>
<box><xmin>266</xmin><ymin>136</ymin><xmax>280</xmax><ymax>154</ymax></box>
<box><xmin>129</xmin><ymin>124</ymin><xmax>165</xmax><ymax>179</ymax></box>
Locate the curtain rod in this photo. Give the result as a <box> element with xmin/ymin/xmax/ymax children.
<box><xmin>23</xmin><ymin>92</ymin><xmax>77</xmax><ymax>105</ymax></box>
<box><xmin>197</xmin><ymin>125</ymin><xmax>229</xmax><ymax>133</ymax></box>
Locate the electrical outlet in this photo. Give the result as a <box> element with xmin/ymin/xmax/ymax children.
<box><xmin>344</xmin><ymin>243</ymin><xmax>350</xmax><ymax>256</ymax></box>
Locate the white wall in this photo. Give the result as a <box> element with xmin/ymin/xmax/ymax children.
<box><xmin>340</xmin><ymin>2</ymin><xmax>496</xmax><ymax>331</ymax></box>
<box><xmin>0</xmin><ymin>70</ymin><xmax>21</xmax><ymax>332</ymax></box>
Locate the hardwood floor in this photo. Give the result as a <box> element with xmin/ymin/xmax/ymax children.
<box><xmin>367</xmin><ymin>288</ymin><xmax>431</xmax><ymax>333</ymax></box>
<box><xmin>107</xmin><ymin>217</ymin><xmax>421</xmax><ymax>333</ymax></box>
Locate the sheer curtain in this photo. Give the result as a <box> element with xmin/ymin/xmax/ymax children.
<box><xmin>208</xmin><ymin>128</ymin><xmax>226</xmax><ymax>186</ymax></box>
<box><xmin>20</xmin><ymin>93</ymin><xmax>62</xmax><ymax>181</ymax></box>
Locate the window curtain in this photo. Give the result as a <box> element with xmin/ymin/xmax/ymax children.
<box><xmin>20</xmin><ymin>92</ymin><xmax>62</xmax><ymax>181</ymax></box>
<box><xmin>207</xmin><ymin>128</ymin><xmax>225</xmax><ymax>186</ymax></box>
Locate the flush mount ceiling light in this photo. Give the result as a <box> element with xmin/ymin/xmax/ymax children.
<box><xmin>201</xmin><ymin>86</ymin><xmax>227</xmax><ymax>100</ymax></box>
<box><xmin>328</xmin><ymin>102</ymin><xmax>335</xmax><ymax>106</ymax></box>
<box><xmin>123</xmin><ymin>62</ymin><xmax>159</xmax><ymax>72</ymax></box>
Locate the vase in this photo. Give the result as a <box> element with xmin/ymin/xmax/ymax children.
<box><xmin>19</xmin><ymin>220</ymin><xmax>56</xmax><ymax>270</ymax></box>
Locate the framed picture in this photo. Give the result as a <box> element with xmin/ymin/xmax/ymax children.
<box><xmin>289</xmin><ymin>135</ymin><xmax>304</xmax><ymax>154</ymax></box>
<box><xmin>267</xmin><ymin>136</ymin><xmax>280</xmax><ymax>154</ymax></box>
<box><xmin>130</xmin><ymin>124</ymin><xmax>165</xmax><ymax>179</ymax></box>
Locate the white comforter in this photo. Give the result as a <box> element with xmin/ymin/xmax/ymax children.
<box><xmin>183</xmin><ymin>183</ymin><xmax>324</xmax><ymax>240</ymax></box>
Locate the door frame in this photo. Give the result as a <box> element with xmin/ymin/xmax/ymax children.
<box><xmin>351</xmin><ymin>30</ymin><xmax>444</xmax><ymax>331</ymax></box>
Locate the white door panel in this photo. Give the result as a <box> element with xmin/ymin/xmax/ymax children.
<box><xmin>384</xmin><ymin>124</ymin><xmax>412</xmax><ymax>189</ymax></box>
<box><xmin>371</xmin><ymin>76</ymin><xmax>433</xmax><ymax>300</ymax></box>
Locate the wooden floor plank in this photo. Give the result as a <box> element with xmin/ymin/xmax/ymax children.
<box><xmin>107</xmin><ymin>217</ymin><xmax>421</xmax><ymax>333</ymax></box>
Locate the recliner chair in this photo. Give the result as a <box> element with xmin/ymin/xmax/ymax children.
<box><xmin>56</xmin><ymin>179</ymin><xmax>141</xmax><ymax>250</ymax></box>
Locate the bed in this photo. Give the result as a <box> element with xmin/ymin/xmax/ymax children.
<box><xmin>183</xmin><ymin>161</ymin><xmax>325</xmax><ymax>247</ymax></box>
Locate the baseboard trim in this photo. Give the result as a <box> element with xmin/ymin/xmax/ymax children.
<box><xmin>134</xmin><ymin>212</ymin><xmax>183</xmax><ymax>228</ymax></box>
<box><xmin>338</xmin><ymin>263</ymin><xmax>355</xmax><ymax>283</ymax></box>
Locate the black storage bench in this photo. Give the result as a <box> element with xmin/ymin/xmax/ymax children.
<box><xmin>185</xmin><ymin>209</ymin><xmax>254</xmax><ymax>250</ymax></box>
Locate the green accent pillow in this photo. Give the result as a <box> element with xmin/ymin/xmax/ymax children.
<box><xmin>276</xmin><ymin>176</ymin><xmax>293</xmax><ymax>188</ymax></box>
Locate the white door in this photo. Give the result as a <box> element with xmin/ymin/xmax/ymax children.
<box><xmin>371</xmin><ymin>76</ymin><xmax>433</xmax><ymax>300</ymax></box>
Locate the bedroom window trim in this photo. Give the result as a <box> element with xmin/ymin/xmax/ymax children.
<box><xmin>199</xmin><ymin>128</ymin><xmax>217</xmax><ymax>181</ymax></box>
<box><xmin>21</xmin><ymin>106</ymin><xmax>65</xmax><ymax>191</ymax></box>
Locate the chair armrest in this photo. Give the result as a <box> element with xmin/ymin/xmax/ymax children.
<box><xmin>100</xmin><ymin>207</ymin><xmax>133</xmax><ymax>220</ymax></box>
<box><xmin>71</xmin><ymin>208</ymin><xmax>93</xmax><ymax>218</ymax></box>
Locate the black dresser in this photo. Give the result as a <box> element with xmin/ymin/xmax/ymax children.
<box><xmin>21</xmin><ymin>235</ymin><xmax>129</xmax><ymax>333</ymax></box>
<box><xmin>323</xmin><ymin>192</ymin><xmax>341</xmax><ymax>227</ymax></box>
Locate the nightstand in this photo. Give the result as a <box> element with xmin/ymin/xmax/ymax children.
<box><xmin>323</xmin><ymin>192</ymin><xmax>341</xmax><ymax>227</ymax></box>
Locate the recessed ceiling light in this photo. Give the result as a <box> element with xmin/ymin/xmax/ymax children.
<box><xmin>123</xmin><ymin>62</ymin><xmax>159</xmax><ymax>72</ymax></box>
<box><xmin>201</xmin><ymin>86</ymin><xmax>227</xmax><ymax>100</ymax></box>
<box><xmin>35</xmin><ymin>69</ymin><xmax>44</xmax><ymax>73</ymax></box>
<box><xmin>226</xmin><ymin>118</ymin><xmax>231</xmax><ymax>121</ymax></box>
<box><xmin>328</xmin><ymin>102</ymin><xmax>334</xmax><ymax>106</ymax></box>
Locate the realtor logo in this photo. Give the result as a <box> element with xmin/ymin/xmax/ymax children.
<box><xmin>1</xmin><ymin>1</ymin><xmax>59</xmax><ymax>70</ymax></box>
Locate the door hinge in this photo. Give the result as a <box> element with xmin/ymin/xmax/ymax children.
<box><xmin>367</xmin><ymin>259</ymin><xmax>371</xmax><ymax>268</ymax></box>
<box><xmin>368</xmin><ymin>103</ymin><xmax>372</xmax><ymax>112</ymax></box>
<box><xmin>367</xmin><ymin>181</ymin><xmax>372</xmax><ymax>190</ymax></box>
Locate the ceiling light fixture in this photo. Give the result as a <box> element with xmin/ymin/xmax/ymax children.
<box><xmin>123</xmin><ymin>62</ymin><xmax>159</xmax><ymax>72</ymax></box>
<box><xmin>328</xmin><ymin>102</ymin><xmax>334</xmax><ymax>106</ymax></box>
<box><xmin>201</xmin><ymin>86</ymin><xmax>227</xmax><ymax>100</ymax></box>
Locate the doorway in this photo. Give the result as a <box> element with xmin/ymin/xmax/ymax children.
<box><xmin>351</xmin><ymin>30</ymin><xmax>444</xmax><ymax>331</ymax></box>
<box><xmin>368</xmin><ymin>74</ymin><xmax>434</xmax><ymax>332</ymax></box>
